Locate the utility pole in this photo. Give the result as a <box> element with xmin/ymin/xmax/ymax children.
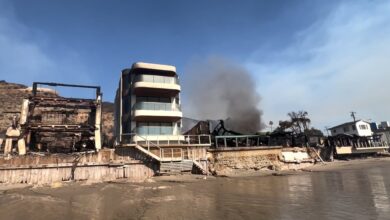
<box><xmin>350</xmin><ymin>111</ymin><xmax>357</xmax><ymax>122</ymax></box>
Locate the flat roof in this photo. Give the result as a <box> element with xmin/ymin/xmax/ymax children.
<box><xmin>131</xmin><ymin>62</ymin><xmax>176</xmax><ymax>73</ymax></box>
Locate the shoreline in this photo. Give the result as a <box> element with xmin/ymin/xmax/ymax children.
<box><xmin>302</xmin><ymin>156</ymin><xmax>390</xmax><ymax>172</ymax></box>
<box><xmin>1</xmin><ymin>157</ymin><xmax>390</xmax><ymax>191</ymax></box>
<box><xmin>152</xmin><ymin>156</ymin><xmax>390</xmax><ymax>183</ymax></box>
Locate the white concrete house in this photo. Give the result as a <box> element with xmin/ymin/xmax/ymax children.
<box><xmin>329</xmin><ymin>120</ymin><xmax>373</xmax><ymax>137</ymax></box>
<box><xmin>115</xmin><ymin>62</ymin><xmax>184</xmax><ymax>143</ymax></box>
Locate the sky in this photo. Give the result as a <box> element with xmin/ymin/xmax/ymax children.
<box><xmin>0</xmin><ymin>0</ymin><xmax>389</xmax><ymax>131</ymax></box>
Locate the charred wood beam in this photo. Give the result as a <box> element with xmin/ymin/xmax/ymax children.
<box><xmin>32</xmin><ymin>103</ymin><xmax>97</xmax><ymax>109</ymax></box>
<box><xmin>31</xmin><ymin>96</ymin><xmax>97</xmax><ymax>103</ymax></box>
<box><xmin>26</xmin><ymin>125</ymin><xmax>95</xmax><ymax>132</ymax></box>
<box><xmin>32</xmin><ymin>82</ymin><xmax>101</xmax><ymax>97</ymax></box>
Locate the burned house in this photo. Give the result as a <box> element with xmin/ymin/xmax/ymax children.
<box><xmin>22</xmin><ymin>82</ymin><xmax>102</xmax><ymax>153</ymax></box>
<box><xmin>0</xmin><ymin>82</ymin><xmax>103</xmax><ymax>154</ymax></box>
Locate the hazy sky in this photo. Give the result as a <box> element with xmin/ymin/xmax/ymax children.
<box><xmin>0</xmin><ymin>0</ymin><xmax>389</xmax><ymax>131</ymax></box>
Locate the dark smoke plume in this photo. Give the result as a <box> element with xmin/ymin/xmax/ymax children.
<box><xmin>184</xmin><ymin>57</ymin><xmax>264</xmax><ymax>133</ymax></box>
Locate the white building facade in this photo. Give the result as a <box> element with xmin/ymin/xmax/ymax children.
<box><xmin>115</xmin><ymin>62</ymin><xmax>184</xmax><ymax>143</ymax></box>
<box><xmin>329</xmin><ymin>120</ymin><xmax>373</xmax><ymax>137</ymax></box>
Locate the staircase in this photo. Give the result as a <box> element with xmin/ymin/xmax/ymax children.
<box><xmin>193</xmin><ymin>160</ymin><xmax>208</xmax><ymax>175</ymax></box>
<box><xmin>127</xmin><ymin>134</ymin><xmax>209</xmax><ymax>175</ymax></box>
<box><xmin>160</xmin><ymin>160</ymin><xmax>194</xmax><ymax>173</ymax></box>
<box><xmin>134</xmin><ymin>144</ymin><xmax>161</xmax><ymax>161</ymax></box>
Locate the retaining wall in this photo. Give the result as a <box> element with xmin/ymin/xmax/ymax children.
<box><xmin>0</xmin><ymin>148</ymin><xmax>157</xmax><ymax>185</ymax></box>
<box><xmin>207</xmin><ymin>147</ymin><xmax>283</xmax><ymax>174</ymax></box>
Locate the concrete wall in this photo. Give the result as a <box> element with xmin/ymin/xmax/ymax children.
<box><xmin>209</xmin><ymin>147</ymin><xmax>282</xmax><ymax>158</ymax></box>
<box><xmin>207</xmin><ymin>147</ymin><xmax>283</xmax><ymax>175</ymax></box>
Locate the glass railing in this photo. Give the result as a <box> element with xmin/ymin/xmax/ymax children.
<box><xmin>134</xmin><ymin>74</ymin><xmax>179</xmax><ymax>85</ymax></box>
<box><xmin>135</xmin><ymin>126</ymin><xmax>174</xmax><ymax>135</ymax></box>
<box><xmin>133</xmin><ymin>102</ymin><xmax>181</xmax><ymax>111</ymax></box>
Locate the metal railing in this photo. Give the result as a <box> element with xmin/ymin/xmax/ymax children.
<box><xmin>215</xmin><ymin>135</ymin><xmax>264</xmax><ymax>148</ymax></box>
<box><xmin>330</xmin><ymin>139</ymin><xmax>389</xmax><ymax>148</ymax></box>
<box><xmin>121</xmin><ymin>133</ymin><xmax>211</xmax><ymax>147</ymax></box>
<box><xmin>122</xmin><ymin>133</ymin><xmax>163</xmax><ymax>158</ymax></box>
<box><xmin>121</xmin><ymin>133</ymin><xmax>210</xmax><ymax>171</ymax></box>
<box><xmin>353</xmin><ymin>141</ymin><xmax>388</xmax><ymax>148</ymax></box>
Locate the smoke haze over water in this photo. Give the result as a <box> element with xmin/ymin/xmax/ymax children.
<box><xmin>184</xmin><ymin>58</ymin><xmax>264</xmax><ymax>133</ymax></box>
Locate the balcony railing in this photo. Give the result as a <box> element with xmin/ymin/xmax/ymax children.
<box><xmin>134</xmin><ymin>126</ymin><xmax>175</xmax><ymax>136</ymax></box>
<box><xmin>121</xmin><ymin>133</ymin><xmax>212</xmax><ymax>147</ymax></box>
<box><xmin>133</xmin><ymin>102</ymin><xmax>181</xmax><ymax>111</ymax></box>
<box><xmin>134</xmin><ymin>74</ymin><xmax>179</xmax><ymax>85</ymax></box>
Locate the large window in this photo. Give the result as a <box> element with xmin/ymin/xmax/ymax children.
<box><xmin>136</xmin><ymin>122</ymin><xmax>173</xmax><ymax>135</ymax></box>
<box><xmin>134</xmin><ymin>97</ymin><xmax>181</xmax><ymax>111</ymax></box>
<box><xmin>134</xmin><ymin>97</ymin><xmax>172</xmax><ymax>111</ymax></box>
<box><xmin>137</xmin><ymin>97</ymin><xmax>170</xmax><ymax>103</ymax></box>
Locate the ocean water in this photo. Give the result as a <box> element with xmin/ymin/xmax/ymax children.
<box><xmin>0</xmin><ymin>162</ymin><xmax>389</xmax><ymax>220</ymax></box>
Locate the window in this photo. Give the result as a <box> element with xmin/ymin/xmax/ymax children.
<box><xmin>137</xmin><ymin>122</ymin><xmax>148</xmax><ymax>134</ymax></box>
<box><xmin>160</xmin><ymin>122</ymin><xmax>172</xmax><ymax>135</ymax></box>
<box><xmin>136</xmin><ymin>122</ymin><xmax>173</xmax><ymax>135</ymax></box>
<box><xmin>135</xmin><ymin>97</ymin><xmax>172</xmax><ymax>111</ymax></box>
<box><xmin>343</xmin><ymin>127</ymin><xmax>349</xmax><ymax>132</ymax></box>
<box><xmin>135</xmin><ymin>74</ymin><xmax>177</xmax><ymax>84</ymax></box>
<box><xmin>352</xmin><ymin>125</ymin><xmax>356</xmax><ymax>131</ymax></box>
<box><xmin>359</xmin><ymin>125</ymin><xmax>368</xmax><ymax>130</ymax></box>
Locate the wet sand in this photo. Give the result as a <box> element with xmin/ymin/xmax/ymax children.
<box><xmin>305</xmin><ymin>156</ymin><xmax>390</xmax><ymax>172</ymax></box>
<box><xmin>1</xmin><ymin>157</ymin><xmax>390</xmax><ymax>220</ymax></box>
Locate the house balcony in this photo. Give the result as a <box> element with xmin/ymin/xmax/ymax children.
<box><xmin>133</xmin><ymin>74</ymin><xmax>180</xmax><ymax>96</ymax></box>
<box><xmin>132</xmin><ymin>102</ymin><xmax>182</xmax><ymax>121</ymax></box>
<box><xmin>131</xmin><ymin>134</ymin><xmax>186</xmax><ymax>143</ymax></box>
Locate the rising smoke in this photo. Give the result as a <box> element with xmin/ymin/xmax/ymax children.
<box><xmin>184</xmin><ymin>57</ymin><xmax>264</xmax><ymax>133</ymax></box>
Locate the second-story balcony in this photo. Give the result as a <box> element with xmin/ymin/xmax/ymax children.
<box><xmin>133</xmin><ymin>74</ymin><xmax>181</xmax><ymax>96</ymax></box>
<box><xmin>132</xmin><ymin>102</ymin><xmax>182</xmax><ymax>121</ymax></box>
